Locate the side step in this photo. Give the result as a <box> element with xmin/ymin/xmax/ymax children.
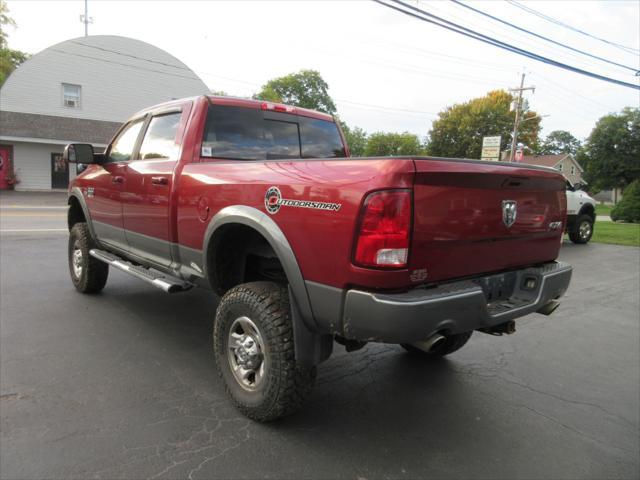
<box><xmin>89</xmin><ymin>249</ymin><xmax>194</xmax><ymax>293</ymax></box>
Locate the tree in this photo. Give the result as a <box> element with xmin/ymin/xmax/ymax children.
<box><xmin>253</xmin><ymin>69</ymin><xmax>337</xmax><ymax>115</ymax></box>
<box><xmin>581</xmin><ymin>107</ymin><xmax>640</xmax><ymax>191</ymax></box>
<box><xmin>539</xmin><ymin>130</ymin><xmax>581</xmax><ymax>155</ymax></box>
<box><xmin>339</xmin><ymin>122</ymin><xmax>368</xmax><ymax>157</ymax></box>
<box><xmin>0</xmin><ymin>0</ymin><xmax>29</xmax><ymax>86</ymax></box>
<box><xmin>427</xmin><ymin>90</ymin><xmax>541</xmax><ymax>159</ymax></box>
<box><xmin>364</xmin><ymin>131</ymin><xmax>425</xmax><ymax>156</ymax></box>
<box><xmin>611</xmin><ymin>179</ymin><xmax>640</xmax><ymax>223</ymax></box>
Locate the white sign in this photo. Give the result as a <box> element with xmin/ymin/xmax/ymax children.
<box><xmin>481</xmin><ymin>136</ymin><xmax>501</xmax><ymax>161</ymax></box>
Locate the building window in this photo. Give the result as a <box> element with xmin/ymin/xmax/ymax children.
<box><xmin>62</xmin><ymin>83</ymin><xmax>81</xmax><ymax>108</ymax></box>
<box><xmin>556</xmin><ymin>163</ymin><xmax>563</xmax><ymax>172</ymax></box>
<box><xmin>571</xmin><ymin>165</ymin><xmax>576</xmax><ymax>175</ymax></box>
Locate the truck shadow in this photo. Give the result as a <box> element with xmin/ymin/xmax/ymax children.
<box><xmin>105</xmin><ymin>278</ymin><xmax>479</xmax><ymax>430</ymax></box>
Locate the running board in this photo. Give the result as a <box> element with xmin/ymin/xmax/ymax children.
<box><xmin>89</xmin><ymin>249</ymin><xmax>194</xmax><ymax>293</ymax></box>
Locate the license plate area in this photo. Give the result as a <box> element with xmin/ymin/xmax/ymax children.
<box><xmin>474</xmin><ymin>271</ymin><xmax>518</xmax><ymax>303</ymax></box>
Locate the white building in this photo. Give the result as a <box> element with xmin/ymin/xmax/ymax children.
<box><xmin>0</xmin><ymin>35</ymin><xmax>209</xmax><ymax>191</ymax></box>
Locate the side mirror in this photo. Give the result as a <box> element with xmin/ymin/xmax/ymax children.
<box><xmin>63</xmin><ymin>144</ymin><xmax>99</xmax><ymax>164</ymax></box>
<box><xmin>573</xmin><ymin>182</ymin><xmax>583</xmax><ymax>191</ymax></box>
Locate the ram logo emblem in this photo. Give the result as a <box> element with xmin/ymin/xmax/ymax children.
<box><xmin>502</xmin><ymin>200</ymin><xmax>517</xmax><ymax>228</ymax></box>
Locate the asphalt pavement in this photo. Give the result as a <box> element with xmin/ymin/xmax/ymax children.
<box><xmin>1</xmin><ymin>193</ymin><xmax>639</xmax><ymax>479</ymax></box>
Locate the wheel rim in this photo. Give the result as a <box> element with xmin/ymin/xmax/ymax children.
<box><xmin>227</xmin><ymin>316</ymin><xmax>266</xmax><ymax>391</ymax></box>
<box><xmin>579</xmin><ymin>220</ymin><xmax>592</xmax><ymax>240</ymax></box>
<box><xmin>72</xmin><ymin>240</ymin><xmax>83</xmax><ymax>278</ymax></box>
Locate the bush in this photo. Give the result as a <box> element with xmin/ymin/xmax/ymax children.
<box><xmin>611</xmin><ymin>180</ymin><xmax>640</xmax><ymax>223</ymax></box>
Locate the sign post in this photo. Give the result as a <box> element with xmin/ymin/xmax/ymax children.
<box><xmin>481</xmin><ymin>136</ymin><xmax>502</xmax><ymax>161</ymax></box>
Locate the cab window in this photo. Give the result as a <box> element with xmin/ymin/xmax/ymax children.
<box><xmin>108</xmin><ymin>120</ymin><xmax>144</xmax><ymax>163</ymax></box>
<box><xmin>138</xmin><ymin>113</ymin><xmax>182</xmax><ymax>160</ymax></box>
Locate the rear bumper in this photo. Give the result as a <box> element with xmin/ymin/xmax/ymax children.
<box><xmin>341</xmin><ymin>261</ymin><xmax>572</xmax><ymax>343</ymax></box>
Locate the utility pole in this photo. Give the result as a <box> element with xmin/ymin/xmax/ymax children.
<box><xmin>508</xmin><ymin>73</ymin><xmax>535</xmax><ymax>162</ymax></box>
<box><xmin>80</xmin><ymin>0</ymin><xmax>93</xmax><ymax>37</ymax></box>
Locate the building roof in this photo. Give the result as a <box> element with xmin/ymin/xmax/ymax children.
<box><xmin>520</xmin><ymin>153</ymin><xmax>585</xmax><ymax>173</ymax></box>
<box><xmin>0</xmin><ymin>35</ymin><xmax>210</xmax><ymax>124</ymax></box>
<box><xmin>520</xmin><ymin>154</ymin><xmax>569</xmax><ymax>168</ymax></box>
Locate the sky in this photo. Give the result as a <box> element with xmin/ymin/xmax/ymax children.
<box><xmin>4</xmin><ymin>0</ymin><xmax>640</xmax><ymax>142</ymax></box>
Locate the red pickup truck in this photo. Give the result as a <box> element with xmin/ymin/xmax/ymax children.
<box><xmin>64</xmin><ymin>95</ymin><xmax>572</xmax><ymax>421</ymax></box>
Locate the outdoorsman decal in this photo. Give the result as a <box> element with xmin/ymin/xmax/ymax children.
<box><xmin>264</xmin><ymin>186</ymin><xmax>341</xmax><ymax>215</ymax></box>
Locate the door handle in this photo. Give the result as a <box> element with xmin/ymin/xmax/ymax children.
<box><xmin>151</xmin><ymin>176</ymin><xmax>168</xmax><ymax>186</ymax></box>
<box><xmin>112</xmin><ymin>176</ymin><xmax>124</xmax><ymax>184</ymax></box>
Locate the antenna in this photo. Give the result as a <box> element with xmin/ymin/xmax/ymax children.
<box><xmin>79</xmin><ymin>0</ymin><xmax>93</xmax><ymax>36</ymax></box>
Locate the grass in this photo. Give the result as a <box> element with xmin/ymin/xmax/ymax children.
<box><xmin>596</xmin><ymin>203</ymin><xmax>613</xmax><ymax>216</ymax></box>
<box><xmin>590</xmin><ymin>220</ymin><xmax>640</xmax><ymax>247</ymax></box>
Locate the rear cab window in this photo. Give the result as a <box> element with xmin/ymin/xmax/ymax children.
<box><xmin>202</xmin><ymin>104</ymin><xmax>346</xmax><ymax>161</ymax></box>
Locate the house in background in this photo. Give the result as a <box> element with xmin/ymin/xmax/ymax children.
<box><xmin>0</xmin><ymin>35</ymin><xmax>210</xmax><ymax>191</ymax></box>
<box><xmin>519</xmin><ymin>154</ymin><xmax>586</xmax><ymax>185</ymax></box>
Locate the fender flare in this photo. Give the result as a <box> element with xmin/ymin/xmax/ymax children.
<box><xmin>203</xmin><ymin>206</ymin><xmax>332</xmax><ymax>367</ymax></box>
<box><xmin>203</xmin><ymin>205</ymin><xmax>316</xmax><ymax>330</ymax></box>
<box><xmin>68</xmin><ymin>187</ymin><xmax>97</xmax><ymax>240</ymax></box>
<box><xmin>578</xmin><ymin>203</ymin><xmax>596</xmax><ymax>220</ymax></box>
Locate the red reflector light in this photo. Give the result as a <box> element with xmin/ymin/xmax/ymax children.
<box><xmin>354</xmin><ymin>190</ymin><xmax>411</xmax><ymax>268</ymax></box>
<box><xmin>260</xmin><ymin>102</ymin><xmax>295</xmax><ymax>113</ymax></box>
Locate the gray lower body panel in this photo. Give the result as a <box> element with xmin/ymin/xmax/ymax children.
<box><xmin>309</xmin><ymin>262</ymin><xmax>572</xmax><ymax>343</ymax></box>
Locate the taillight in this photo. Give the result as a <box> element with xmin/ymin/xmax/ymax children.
<box><xmin>260</xmin><ymin>102</ymin><xmax>295</xmax><ymax>113</ymax></box>
<box><xmin>354</xmin><ymin>189</ymin><xmax>412</xmax><ymax>268</ymax></box>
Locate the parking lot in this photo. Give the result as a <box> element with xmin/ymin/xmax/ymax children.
<box><xmin>1</xmin><ymin>192</ymin><xmax>638</xmax><ymax>480</ymax></box>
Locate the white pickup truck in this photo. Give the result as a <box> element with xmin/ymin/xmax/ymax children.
<box><xmin>566</xmin><ymin>181</ymin><xmax>597</xmax><ymax>244</ymax></box>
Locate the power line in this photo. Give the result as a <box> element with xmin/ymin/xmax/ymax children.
<box><xmin>506</xmin><ymin>0</ymin><xmax>640</xmax><ymax>56</ymax></box>
<box><xmin>70</xmin><ymin>40</ymin><xmax>188</xmax><ymax>71</ymax></box>
<box><xmin>451</xmin><ymin>0</ymin><xmax>638</xmax><ymax>74</ymax></box>
<box><xmin>50</xmin><ymin>48</ymin><xmax>204</xmax><ymax>81</ymax></box>
<box><xmin>336</xmin><ymin>99</ymin><xmax>438</xmax><ymax>116</ymax></box>
<box><xmin>374</xmin><ymin>0</ymin><xmax>640</xmax><ymax>90</ymax></box>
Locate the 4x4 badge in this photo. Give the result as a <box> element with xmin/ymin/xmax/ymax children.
<box><xmin>502</xmin><ymin>200</ymin><xmax>517</xmax><ymax>228</ymax></box>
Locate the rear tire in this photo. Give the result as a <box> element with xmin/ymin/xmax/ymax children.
<box><xmin>401</xmin><ymin>331</ymin><xmax>473</xmax><ymax>357</ymax></box>
<box><xmin>569</xmin><ymin>214</ymin><xmax>594</xmax><ymax>244</ymax></box>
<box><xmin>213</xmin><ymin>281</ymin><xmax>316</xmax><ymax>421</ymax></box>
<box><xmin>68</xmin><ymin>222</ymin><xmax>108</xmax><ymax>293</ymax></box>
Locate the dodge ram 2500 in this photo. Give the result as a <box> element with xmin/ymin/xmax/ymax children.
<box><xmin>64</xmin><ymin>95</ymin><xmax>572</xmax><ymax>421</ymax></box>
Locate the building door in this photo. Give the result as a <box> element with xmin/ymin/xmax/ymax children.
<box><xmin>0</xmin><ymin>145</ymin><xmax>13</xmax><ymax>190</ymax></box>
<box><xmin>51</xmin><ymin>152</ymin><xmax>68</xmax><ymax>189</ymax></box>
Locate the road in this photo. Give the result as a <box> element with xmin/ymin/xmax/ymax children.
<box><xmin>1</xmin><ymin>197</ymin><xmax>639</xmax><ymax>479</ymax></box>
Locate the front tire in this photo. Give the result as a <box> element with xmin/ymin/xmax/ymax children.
<box><xmin>569</xmin><ymin>214</ymin><xmax>594</xmax><ymax>244</ymax></box>
<box><xmin>401</xmin><ymin>331</ymin><xmax>473</xmax><ymax>357</ymax></box>
<box><xmin>213</xmin><ymin>281</ymin><xmax>316</xmax><ymax>421</ymax></box>
<box><xmin>68</xmin><ymin>222</ymin><xmax>108</xmax><ymax>293</ymax></box>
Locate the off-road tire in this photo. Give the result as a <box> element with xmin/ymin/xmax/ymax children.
<box><xmin>401</xmin><ymin>331</ymin><xmax>473</xmax><ymax>357</ymax></box>
<box><xmin>68</xmin><ymin>222</ymin><xmax>109</xmax><ymax>293</ymax></box>
<box><xmin>569</xmin><ymin>214</ymin><xmax>594</xmax><ymax>244</ymax></box>
<box><xmin>213</xmin><ymin>281</ymin><xmax>316</xmax><ymax>421</ymax></box>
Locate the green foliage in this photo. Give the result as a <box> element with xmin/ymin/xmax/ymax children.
<box><xmin>253</xmin><ymin>69</ymin><xmax>337</xmax><ymax>115</ymax></box>
<box><xmin>0</xmin><ymin>0</ymin><xmax>29</xmax><ymax>86</ymax></box>
<box><xmin>582</xmin><ymin>107</ymin><xmax>640</xmax><ymax>191</ymax></box>
<box><xmin>427</xmin><ymin>90</ymin><xmax>540</xmax><ymax>159</ymax></box>
<box><xmin>591</xmin><ymin>221</ymin><xmax>640</xmax><ymax>246</ymax></box>
<box><xmin>0</xmin><ymin>0</ymin><xmax>16</xmax><ymax>48</ymax></box>
<box><xmin>364</xmin><ymin>131</ymin><xmax>425</xmax><ymax>156</ymax></box>
<box><xmin>611</xmin><ymin>179</ymin><xmax>640</xmax><ymax>223</ymax></box>
<box><xmin>539</xmin><ymin>130</ymin><xmax>581</xmax><ymax>155</ymax></box>
<box><xmin>339</xmin><ymin>121</ymin><xmax>368</xmax><ymax>157</ymax></box>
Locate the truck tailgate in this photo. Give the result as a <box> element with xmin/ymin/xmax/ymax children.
<box><xmin>410</xmin><ymin>158</ymin><xmax>566</xmax><ymax>283</ymax></box>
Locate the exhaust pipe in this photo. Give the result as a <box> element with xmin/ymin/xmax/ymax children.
<box><xmin>411</xmin><ymin>333</ymin><xmax>446</xmax><ymax>353</ymax></box>
<box><xmin>537</xmin><ymin>300</ymin><xmax>560</xmax><ymax>316</ymax></box>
